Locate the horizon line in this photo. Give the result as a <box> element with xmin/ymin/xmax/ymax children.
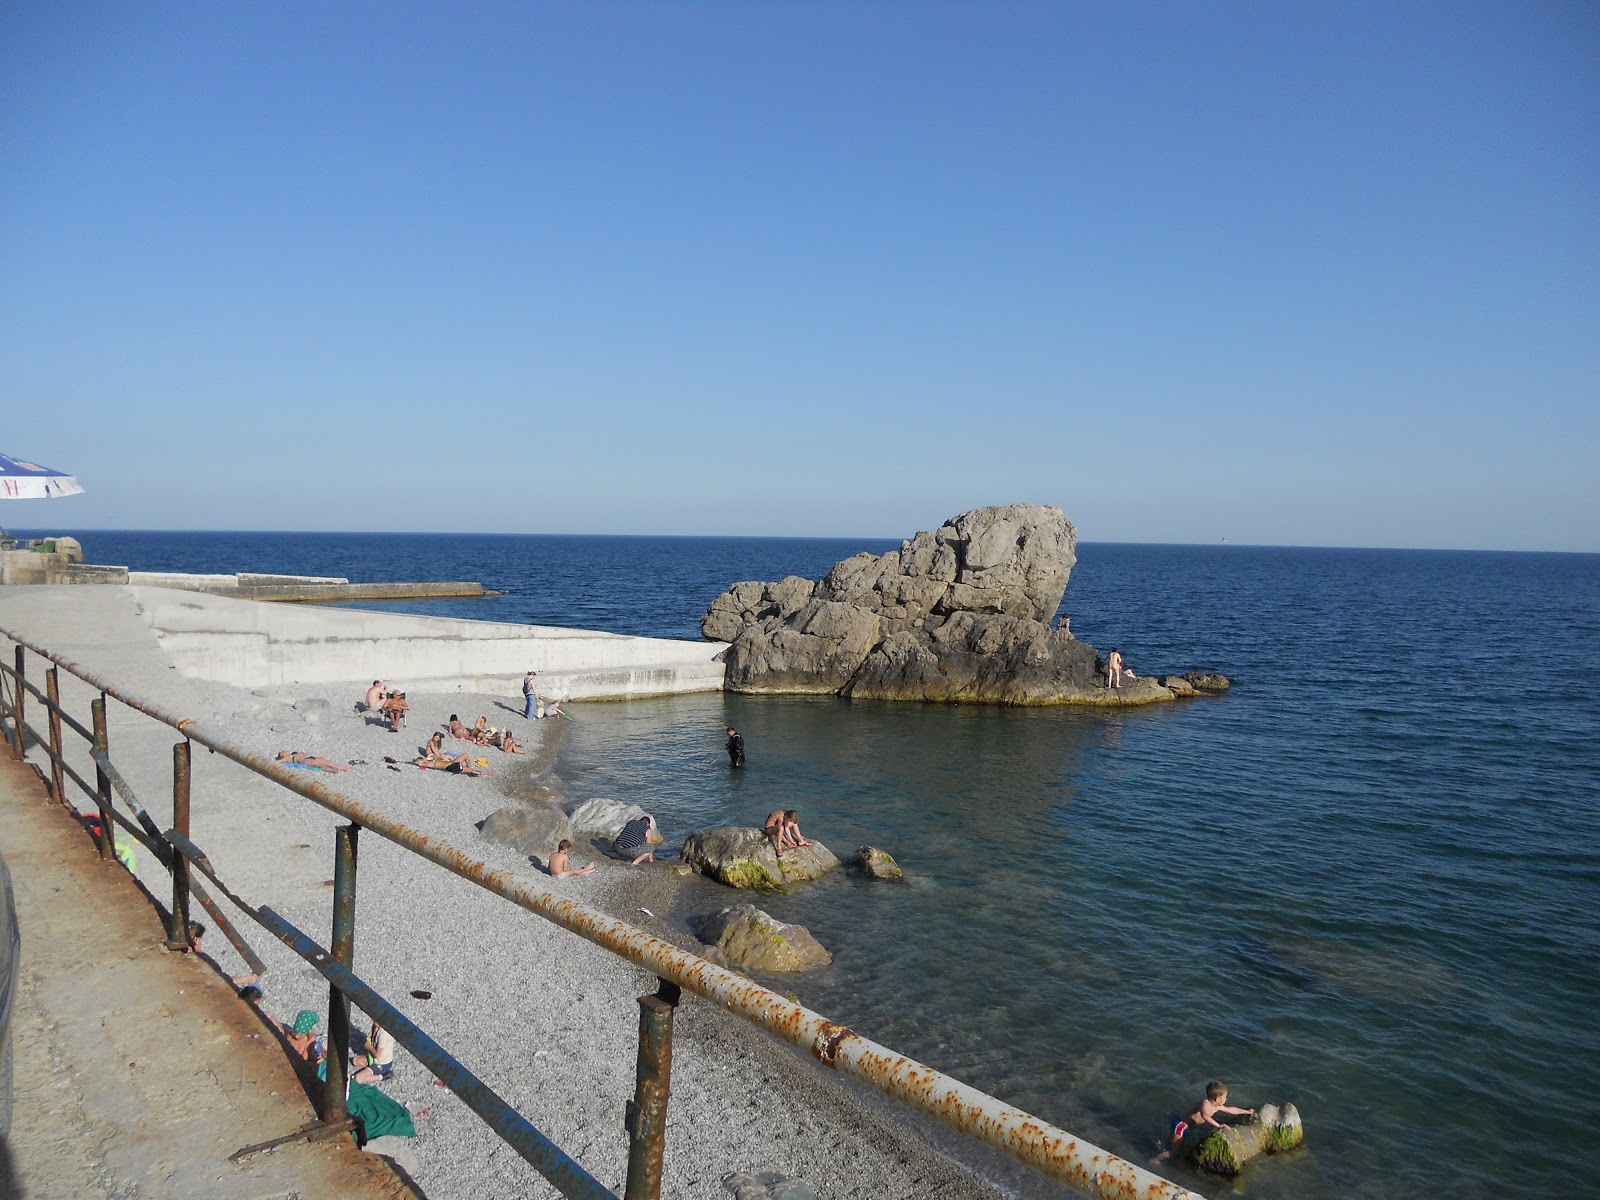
<box><xmin>4</xmin><ymin>526</ymin><xmax>1595</xmax><ymax>557</ymax></box>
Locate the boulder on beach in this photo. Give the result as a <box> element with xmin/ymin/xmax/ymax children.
<box><xmin>480</xmin><ymin>805</ymin><xmax>571</xmax><ymax>862</ymax></box>
<box><xmin>854</xmin><ymin>846</ymin><xmax>902</xmax><ymax>880</ymax></box>
<box><xmin>702</xmin><ymin>503</ymin><xmax>1227</xmax><ymax>706</ymax></box>
<box><xmin>681</xmin><ymin>827</ymin><xmax>839</xmax><ymax>892</ymax></box>
<box><xmin>689</xmin><ymin>905</ymin><xmax>832</xmax><ymax>973</ymax></box>
<box><xmin>563</xmin><ymin>797</ymin><xmax>662</xmax><ymax>842</ymax></box>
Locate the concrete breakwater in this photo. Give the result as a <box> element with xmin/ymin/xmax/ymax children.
<box><xmin>0</xmin><ymin>534</ymin><xmax>488</xmax><ymax>601</ymax></box>
<box><xmin>132</xmin><ymin>584</ymin><xmax>727</xmax><ymax>698</ymax></box>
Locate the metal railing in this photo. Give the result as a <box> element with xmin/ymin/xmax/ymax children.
<box><xmin>0</xmin><ymin>626</ymin><xmax>1200</xmax><ymax>1200</ymax></box>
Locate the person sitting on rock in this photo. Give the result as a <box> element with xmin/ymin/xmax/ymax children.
<box><xmin>276</xmin><ymin>750</ymin><xmax>355</xmax><ymax>773</ymax></box>
<box><xmin>764</xmin><ymin>809</ymin><xmax>810</xmax><ymax>858</ymax></box>
<box><xmin>612</xmin><ymin>814</ymin><xmax>657</xmax><ymax>865</ymax></box>
<box><xmin>547</xmin><ymin>839</ymin><xmax>596</xmax><ymax>878</ymax></box>
<box><xmin>416</xmin><ymin>732</ymin><xmax>486</xmax><ymax>775</ymax></box>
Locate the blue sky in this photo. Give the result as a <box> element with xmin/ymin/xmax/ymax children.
<box><xmin>2</xmin><ymin>2</ymin><xmax>1595</xmax><ymax>549</ymax></box>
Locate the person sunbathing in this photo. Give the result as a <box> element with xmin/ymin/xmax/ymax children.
<box><xmin>498</xmin><ymin>730</ymin><xmax>525</xmax><ymax>754</ymax></box>
<box><xmin>446</xmin><ymin>714</ymin><xmax>472</xmax><ymax>741</ymax></box>
<box><xmin>469</xmin><ymin>715</ymin><xmax>493</xmax><ymax>745</ymax></box>
<box><xmin>416</xmin><ymin>732</ymin><xmax>486</xmax><ymax>775</ymax></box>
<box><xmin>380</xmin><ymin>691</ymin><xmax>409</xmax><ymax>731</ymax></box>
<box><xmin>547</xmin><ymin>839</ymin><xmax>595</xmax><ymax>878</ymax></box>
<box><xmin>276</xmin><ymin>751</ymin><xmax>355</xmax><ymax>773</ymax></box>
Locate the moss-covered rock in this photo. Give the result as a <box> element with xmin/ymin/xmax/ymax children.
<box><xmin>681</xmin><ymin>826</ymin><xmax>839</xmax><ymax>891</ymax></box>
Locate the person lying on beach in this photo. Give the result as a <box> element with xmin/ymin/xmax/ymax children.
<box><xmin>416</xmin><ymin>732</ymin><xmax>486</xmax><ymax>775</ymax></box>
<box><xmin>276</xmin><ymin>750</ymin><xmax>355</xmax><ymax>773</ymax></box>
<box><xmin>612</xmin><ymin>815</ymin><xmax>657</xmax><ymax>865</ymax></box>
<box><xmin>352</xmin><ymin>1020</ymin><xmax>398</xmax><ymax>1085</ymax></box>
<box><xmin>364</xmin><ymin>680</ymin><xmax>386</xmax><ymax>711</ymax></box>
<box><xmin>547</xmin><ymin>839</ymin><xmax>596</xmax><ymax>878</ymax></box>
<box><xmin>187</xmin><ymin>921</ymin><xmax>260</xmax><ymax>987</ymax></box>
<box><xmin>446</xmin><ymin>714</ymin><xmax>472</xmax><ymax>741</ymax></box>
<box><xmin>764</xmin><ymin>809</ymin><xmax>810</xmax><ymax>858</ymax></box>
<box><xmin>381</xmin><ymin>691</ymin><xmax>409</xmax><ymax>730</ymax></box>
<box><xmin>238</xmin><ymin>984</ymin><xmax>283</xmax><ymax>1034</ymax></box>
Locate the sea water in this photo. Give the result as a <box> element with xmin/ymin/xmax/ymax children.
<box><xmin>41</xmin><ymin>530</ymin><xmax>1600</xmax><ymax>1198</ymax></box>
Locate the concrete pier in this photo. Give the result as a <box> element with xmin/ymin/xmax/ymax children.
<box><xmin>131</xmin><ymin>585</ymin><xmax>726</xmax><ymax>698</ymax></box>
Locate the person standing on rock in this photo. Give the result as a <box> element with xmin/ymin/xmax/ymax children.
<box><xmin>726</xmin><ymin>726</ymin><xmax>745</xmax><ymax>768</ymax></box>
<box><xmin>1107</xmin><ymin>648</ymin><xmax>1124</xmax><ymax>689</ymax></box>
<box><xmin>523</xmin><ymin>670</ymin><xmax>541</xmax><ymax>720</ymax></box>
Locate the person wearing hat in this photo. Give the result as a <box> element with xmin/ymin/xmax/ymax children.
<box><xmin>286</xmin><ymin>1009</ymin><xmax>325</xmax><ymax>1063</ymax></box>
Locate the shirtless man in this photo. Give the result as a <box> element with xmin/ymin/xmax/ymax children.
<box><xmin>547</xmin><ymin>839</ymin><xmax>595</xmax><ymax>878</ymax></box>
<box><xmin>416</xmin><ymin>732</ymin><xmax>486</xmax><ymax>775</ymax></box>
<box><xmin>1107</xmin><ymin>648</ymin><xmax>1124</xmax><ymax>689</ymax></box>
<box><xmin>276</xmin><ymin>750</ymin><xmax>355</xmax><ymax>773</ymax></box>
<box><xmin>764</xmin><ymin>808</ymin><xmax>810</xmax><ymax>858</ymax></box>
<box><xmin>380</xmin><ymin>691</ymin><xmax>409</xmax><ymax>731</ymax></box>
<box><xmin>364</xmin><ymin>680</ymin><xmax>385</xmax><ymax>711</ymax></box>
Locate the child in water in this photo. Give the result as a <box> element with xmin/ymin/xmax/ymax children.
<box><xmin>1160</xmin><ymin>1080</ymin><xmax>1255</xmax><ymax>1159</ymax></box>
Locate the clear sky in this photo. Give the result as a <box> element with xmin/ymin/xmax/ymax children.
<box><xmin>2</xmin><ymin>2</ymin><xmax>1595</xmax><ymax>549</ymax></box>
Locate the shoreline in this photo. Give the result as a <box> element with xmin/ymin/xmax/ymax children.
<box><xmin>0</xmin><ymin>585</ymin><xmax>1076</xmax><ymax>1200</ymax></box>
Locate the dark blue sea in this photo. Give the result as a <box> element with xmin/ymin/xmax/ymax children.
<box><xmin>27</xmin><ymin>530</ymin><xmax>1600</xmax><ymax>1198</ymax></box>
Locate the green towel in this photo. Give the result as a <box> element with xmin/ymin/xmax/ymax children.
<box><xmin>347</xmin><ymin>1081</ymin><xmax>416</xmax><ymax>1141</ymax></box>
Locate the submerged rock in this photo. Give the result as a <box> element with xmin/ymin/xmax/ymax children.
<box><xmin>854</xmin><ymin>846</ymin><xmax>903</xmax><ymax>880</ymax></box>
<box><xmin>1182</xmin><ymin>1101</ymin><xmax>1304</xmax><ymax>1176</ymax></box>
<box><xmin>689</xmin><ymin>905</ymin><xmax>832</xmax><ymax>973</ymax></box>
<box><xmin>681</xmin><ymin>827</ymin><xmax>839</xmax><ymax>892</ymax></box>
<box><xmin>702</xmin><ymin>503</ymin><xmax>1226</xmax><ymax>706</ymax></box>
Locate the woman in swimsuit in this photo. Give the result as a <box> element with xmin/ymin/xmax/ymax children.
<box><xmin>417</xmin><ymin>733</ymin><xmax>485</xmax><ymax>775</ymax></box>
<box><xmin>276</xmin><ymin>751</ymin><xmax>354</xmax><ymax>773</ymax></box>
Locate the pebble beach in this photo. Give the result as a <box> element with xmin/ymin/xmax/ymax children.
<box><xmin>0</xmin><ymin>585</ymin><xmax>1068</xmax><ymax>1200</ymax></box>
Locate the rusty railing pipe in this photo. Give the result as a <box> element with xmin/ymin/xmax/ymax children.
<box><xmin>45</xmin><ymin>666</ymin><xmax>66</xmax><ymax>805</ymax></box>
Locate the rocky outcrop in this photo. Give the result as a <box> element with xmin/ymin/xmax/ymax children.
<box><xmin>1179</xmin><ymin>1102</ymin><xmax>1304</xmax><ymax>1176</ymax></box>
<box><xmin>681</xmin><ymin>827</ymin><xmax>840</xmax><ymax>892</ymax></box>
<box><xmin>688</xmin><ymin>905</ymin><xmax>832</xmax><ymax>972</ymax></box>
<box><xmin>702</xmin><ymin>503</ymin><xmax>1228</xmax><ymax>706</ymax></box>
<box><xmin>854</xmin><ymin>846</ymin><xmax>902</xmax><ymax>880</ymax></box>
<box><xmin>480</xmin><ymin>805</ymin><xmax>570</xmax><ymax>861</ymax></box>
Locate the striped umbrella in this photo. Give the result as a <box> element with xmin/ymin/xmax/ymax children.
<box><xmin>0</xmin><ymin>453</ymin><xmax>85</xmax><ymax>499</ymax></box>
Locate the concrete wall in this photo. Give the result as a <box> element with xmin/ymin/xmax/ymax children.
<box><xmin>130</xmin><ymin>585</ymin><xmax>727</xmax><ymax>699</ymax></box>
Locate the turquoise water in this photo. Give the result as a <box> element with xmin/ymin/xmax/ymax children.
<box><xmin>44</xmin><ymin>531</ymin><xmax>1600</xmax><ymax>1196</ymax></box>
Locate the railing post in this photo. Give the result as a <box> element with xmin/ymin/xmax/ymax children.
<box><xmin>166</xmin><ymin>741</ymin><xmax>192</xmax><ymax>949</ymax></box>
<box><xmin>11</xmin><ymin>645</ymin><xmax>24</xmax><ymax>759</ymax></box>
<box><xmin>623</xmin><ymin>979</ymin><xmax>680</xmax><ymax>1200</ymax></box>
<box><xmin>45</xmin><ymin>666</ymin><xmax>66</xmax><ymax>805</ymax></box>
<box><xmin>90</xmin><ymin>695</ymin><xmax>114</xmax><ymax>860</ymax></box>
<box><xmin>322</xmin><ymin>822</ymin><xmax>359</xmax><ymax>1126</ymax></box>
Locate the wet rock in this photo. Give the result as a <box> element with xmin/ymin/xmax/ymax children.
<box><xmin>854</xmin><ymin>846</ymin><xmax>902</xmax><ymax>880</ymax></box>
<box><xmin>1183</xmin><ymin>670</ymin><xmax>1232</xmax><ymax>692</ymax></box>
<box><xmin>563</xmin><ymin>796</ymin><xmax>660</xmax><ymax>841</ymax></box>
<box><xmin>681</xmin><ymin>827</ymin><xmax>839</xmax><ymax>892</ymax></box>
<box><xmin>690</xmin><ymin>905</ymin><xmax>832</xmax><ymax>972</ymax></box>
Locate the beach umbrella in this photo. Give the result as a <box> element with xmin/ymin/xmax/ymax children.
<box><xmin>0</xmin><ymin>453</ymin><xmax>85</xmax><ymax>500</ymax></box>
<box><xmin>0</xmin><ymin>452</ymin><xmax>84</xmax><ymax>544</ymax></box>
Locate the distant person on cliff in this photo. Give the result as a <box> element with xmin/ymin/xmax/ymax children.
<box><xmin>1057</xmin><ymin>613</ymin><xmax>1071</xmax><ymax>636</ymax></box>
<box><xmin>364</xmin><ymin>680</ymin><xmax>385</xmax><ymax>711</ymax></box>
<box><xmin>764</xmin><ymin>809</ymin><xmax>810</xmax><ymax>858</ymax></box>
<box><xmin>726</xmin><ymin>726</ymin><xmax>745</xmax><ymax>768</ymax></box>
<box><xmin>523</xmin><ymin>671</ymin><xmax>541</xmax><ymax>719</ymax></box>
<box><xmin>417</xmin><ymin>732</ymin><xmax>486</xmax><ymax>775</ymax></box>
<box><xmin>547</xmin><ymin>839</ymin><xmax>596</xmax><ymax>878</ymax></box>
<box><xmin>612</xmin><ymin>814</ymin><xmax>657</xmax><ymax>864</ymax></box>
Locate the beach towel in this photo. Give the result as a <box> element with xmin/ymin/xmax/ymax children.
<box><xmin>347</xmin><ymin>1081</ymin><xmax>416</xmax><ymax>1141</ymax></box>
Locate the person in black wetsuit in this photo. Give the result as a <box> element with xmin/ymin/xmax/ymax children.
<box><xmin>725</xmin><ymin>726</ymin><xmax>745</xmax><ymax>768</ymax></box>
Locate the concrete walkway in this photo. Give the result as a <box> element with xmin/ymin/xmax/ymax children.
<box><xmin>0</xmin><ymin>753</ymin><xmax>417</xmax><ymax>1200</ymax></box>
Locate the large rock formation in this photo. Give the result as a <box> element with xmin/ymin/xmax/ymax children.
<box><xmin>702</xmin><ymin>503</ymin><xmax>1227</xmax><ymax>706</ymax></box>
<box><xmin>688</xmin><ymin>905</ymin><xmax>832</xmax><ymax>972</ymax></box>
